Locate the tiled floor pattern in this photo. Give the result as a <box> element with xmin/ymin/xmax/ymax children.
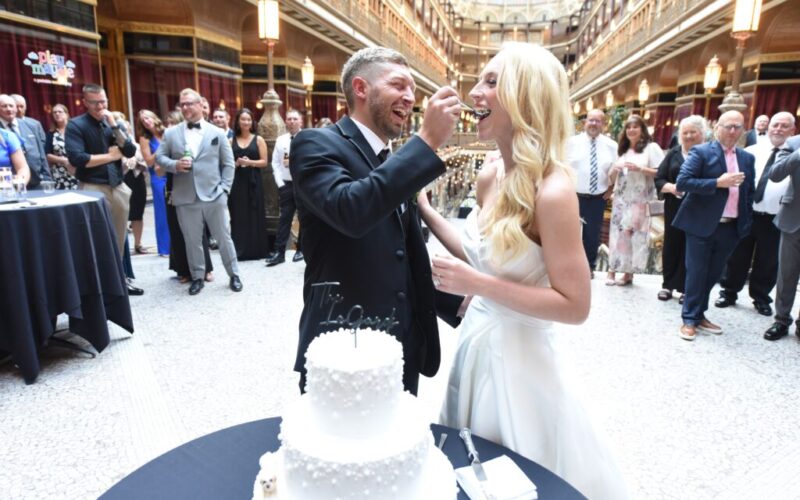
<box><xmin>2</xmin><ymin>211</ymin><xmax>799</xmax><ymax>500</ymax></box>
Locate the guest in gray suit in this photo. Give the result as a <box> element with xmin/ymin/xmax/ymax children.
<box><xmin>0</xmin><ymin>94</ymin><xmax>51</xmax><ymax>185</ymax></box>
<box><xmin>764</xmin><ymin>133</ymin><xmax>800</xmax><ymax>340</ymax></box>
<box><xmin>156</xmin><ymin>88</ymin><xmax>242</xmax><ymax>295</ymax></box>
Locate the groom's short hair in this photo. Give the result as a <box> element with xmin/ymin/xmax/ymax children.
<box><xmin>341</xmin><ymin>47</ymin><xmax>408</xmax><ymax>110</ymax></box>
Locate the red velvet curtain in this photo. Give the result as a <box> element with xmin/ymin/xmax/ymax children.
<box><xmin>0</xmin><ymin>27</ymin><xmax>100</xmax><ymax>127</ymax></box>
<box><xmin>753</xmin><ymin>85</ymin><xmax>800</xmax><ymax>121</ymax></box>
<box><xmin>652</xmin><ymin>106</ymin><xmax>675</xmax><ymax>149</ymax></box>
<box><xmin>286</xmin><ymin>88</ymin><xmax>306</xmax><ymax>115</ymax></box>
<box><xmin>198</xmin><ymin>70</ymin><xmax>240</xmax><ymax>117</ymax></box>
<box><xmin>312</xmin><ymin>95</ymin><xmax>338</xmax><ymax>124</ymax></box>
<box><xmin>129</xmin><ymin>60</ymin><xmax>195</xmax><ymax>120</ymax></box>
<box><xmin>674</xmin><ymin>102</ymin><xmax>692</xmax><ymax>123</ymax></box>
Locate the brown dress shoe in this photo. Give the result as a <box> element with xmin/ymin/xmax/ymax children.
<box><xmin>679</xmin><ymin>324</ymin><xmax>696</xmax><ymax>341</ymax></box>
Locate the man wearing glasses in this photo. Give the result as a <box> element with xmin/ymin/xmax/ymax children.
<box><xmin>673</xmin><ymin>111</ymin><xmax>756</xmax><ymax>341</ymax></box>
<box><xmin>65</xmin><ymin>83</ymin><xmax>137</xmax><ymax>255</ymax></box>
<box><xmin>567</xmin><ymin>109</ymin><xmax>618</xmax><ymax>276</ymax></box>
<box><xmin>156</xmin><ymin>88</ymin><xmax>242</xmax><ymax>295</ymax></box>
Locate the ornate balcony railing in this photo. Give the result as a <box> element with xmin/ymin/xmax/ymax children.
<box><xmin>322</xmin><ymin>0</ymin><xmax>448</xmax><ymax>86</ymax></box>
<box><xmin>568</xmin><ymin>0</ymin><xmax>721</xmax><ymax>96</ymax></box>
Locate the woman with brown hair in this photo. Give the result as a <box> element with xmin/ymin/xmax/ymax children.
<box><xmin>137</xmin><ymin>109</ymin><xmax>170</xmax><ymax>256</ymax></box>
<box><xmin>228</xmin><ymin>107</ymin><xmax>270</xmax><ymax>259</ymax></box>
<box><xmin>606</xmin><ymin>115</ymin><xmax>665</xmax><ymax>286</ymax></box>
<box><xmin>45</xmin><ymin>104</ymin><xmax>78</xmax><ymax>189</ymax></box>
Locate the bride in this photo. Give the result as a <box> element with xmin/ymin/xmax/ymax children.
<box><xmin>418</xmin><ymin>42</ymin><xmax>629</xmax><ymax>499</ymax></box>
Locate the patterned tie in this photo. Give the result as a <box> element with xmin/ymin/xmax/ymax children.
<box><xmin>754</xmin><ymin>147</ymin><xmax>779</xmax><ymax>203</ymax></box>
<box><xmin>589</xmin><ymin>138</ymin><xmax>598</xmax><ymax>194</ymax></box>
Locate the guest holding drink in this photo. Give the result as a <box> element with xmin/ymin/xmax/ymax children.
<box><xmin>606</xmin><ymin>115</ymin><xmax>664</xmax><ymax>286</ymax></box>
<box><xmin>137</xmin><ymin>109</ymin><xmax>170</xmax><ymax>256</ymax></box>
<box><xmin>45</xmin><ymin>104</ymin><xmax>78</xmax><ymax>190</ymax></box>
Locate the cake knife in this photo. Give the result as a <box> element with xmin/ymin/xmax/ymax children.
<box><xmin>459</xmin><ymin>428</ymin><xmax>496</xmax><ymax>500</ymax></box>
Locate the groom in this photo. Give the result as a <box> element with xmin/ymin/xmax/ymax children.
<box><xmin>291</xmin><ymin>47</ymin><xmax>462</xmax><ymax>395</ymax></box>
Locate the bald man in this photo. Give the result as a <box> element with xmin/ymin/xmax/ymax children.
<box><xmin>567</xmin><ymin>109</ymin><xmax>617</xmax><ymax>275</ymax></box>
<box><xmin>717</xmin><ymin>112</ymin><xmax>796</xmax><ymax>316</ymax></box>
<box><xmin>745</xmin><ymin>114</ymin><xmax>769</xmax><ymax>148</ymax></box>
<box><xmin>673</xmin><ymin>111</ymin><xmax>756</xmax><ymax>341</ymax></box>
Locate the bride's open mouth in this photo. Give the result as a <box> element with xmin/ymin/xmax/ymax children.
<box><xmin>473</xmin><ymin>108</ymin><xmax>491</xmax><ymax>120</ymax></box>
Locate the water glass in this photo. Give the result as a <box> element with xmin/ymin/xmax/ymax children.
<box><xmin>12</xmin><ymin>175</ymin><xmax>27</xmax><ymax>198</ymax></box>
<box><xmin>41</xmin><ymin>180</ymin><xmax>56</xmax><ymax>193</ymax></box>
<box><xmin>0</xmin><ymin>167</ymin><xmax>12</xmax><ymax>199</ymax></box>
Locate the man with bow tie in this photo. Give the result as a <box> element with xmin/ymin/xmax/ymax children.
<box><xmin>266</xmin><ymin>109</ymin><xmax>303</xmax><ymax>266</ymax></box>
<box><xmin>289</xmin><ymin>47</ymin><xmax>463</xmax><ymax>394</ymax></box>
<box><xmin>156</xmin><ymin>88</ymin><xmax>242</xmax><ymax>295</ymax></box>
<box><xmin>716</xmin><ymin>112</ymin><xmax>795</xmax><ymax>317</ymax></box>
<box><xmin>745</xmin><ymin>114</ymin><xmax>770</xmax><ymax>148</ymax></box>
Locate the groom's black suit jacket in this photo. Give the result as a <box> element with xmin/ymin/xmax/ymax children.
<box><xmin>290</xmin><ymin>116</ymin><xmax>460</xmax><ymax>389</ymax></box>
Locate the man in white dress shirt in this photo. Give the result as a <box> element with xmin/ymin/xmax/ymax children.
<box><xmin>567</xmin><ymin>109</ymin><xmax>618</xmax><ymax>275</ymax></box>
<box><xmin>266</xmin><ymin>109</ymin><xmax>304</xmax><ymax>266</ymax></box>
<box><xmin>716</xmin><ymin>112</ymin><xmax>795</xmax><ymax>316</ymax></box>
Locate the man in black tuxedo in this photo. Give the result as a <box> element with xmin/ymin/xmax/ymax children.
<box><xmin>744</xmin><ymin>114</ymin><xmax>769</xmax><ymax>148</ymax></box>
<box><xmin>290</xmin><ymin>47</ymin><xmax>462</xmax><ymax>394</ymax></box>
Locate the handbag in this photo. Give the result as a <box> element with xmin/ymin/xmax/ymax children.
<box><xmin>647</xmin><ymin>200</ymin><xmax>664</xmax><ymax>216</ymax></box>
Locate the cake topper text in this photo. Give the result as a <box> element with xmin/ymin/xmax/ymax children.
<box><xmin>313</xmin><ymin>282</ymin><xmax>400</xmax><ymax>346</ymax></box>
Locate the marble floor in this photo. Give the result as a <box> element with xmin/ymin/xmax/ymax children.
<box><xmin>2</xmin><ymin>209</ymin><xmax>800</xmax><ymax>500</ymax></box>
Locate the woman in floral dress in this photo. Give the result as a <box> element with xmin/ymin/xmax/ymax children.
<box><xmin>45</xmin><ymin>104</ymin><xmax>78</xmax><ymax>190</ymax></box>
<box><xmin>606</xmin><ymin>115</ymin><xmax>664</xmax><ymax>286</ymax></box>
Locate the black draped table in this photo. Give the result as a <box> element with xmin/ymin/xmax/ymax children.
<box><xmin>0</xmin><ymin>190</ymin><xmax>134</xmax><ymax>384</ymax></box>
<box><xmin>101</xmin><ymin>417</ymin><xmax>586</xmax><ymax>499</ymax></box>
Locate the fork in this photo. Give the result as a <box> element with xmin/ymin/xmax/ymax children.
<box><xmin>460</xmin><ymin>101</ymin><xmax>490</xmax><ymax>119</ymax></box>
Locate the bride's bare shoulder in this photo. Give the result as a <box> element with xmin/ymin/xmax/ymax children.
<box><xmin>536</xmin><ymin>167</ymin><xmax>577</xmax><ymax>211</ymax></box>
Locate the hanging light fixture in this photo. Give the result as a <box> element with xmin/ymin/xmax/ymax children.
<box><xmin>638</xmin><ymin>79</ymin><xmax>650</xmax><ymax>103</ymax></box>
<box><xmin>704</xmin><ymin>55</ymin><xmax>722</xmax><ymax>92</ymax></box>
<box><xmin>605</xmin><ymin>90</ymin><xmax>614</xmax><ymax>108</ymax></box>
<box><xmin>586</xmin><ymin>97</ymin><xmax>594</xmax><ymax>112</ymax></box>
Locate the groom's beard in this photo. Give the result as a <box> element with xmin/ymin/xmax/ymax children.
<box><xmin>368</xmin><ymin>89</ymin><xmax>403</xmax><ymax>140</ymax></box>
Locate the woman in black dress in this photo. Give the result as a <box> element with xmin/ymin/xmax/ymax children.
<box><xmin>228</xmin><ymin>108</ymin><xmax>270</xmax><ymax>260</ymax></box>
<box><xmin>654</xmin><ymin>115</ymin><xmax>706</xmax><ymax>302</ymax></box>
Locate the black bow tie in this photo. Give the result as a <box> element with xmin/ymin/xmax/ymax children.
<box><xmin>377</xmin><ymin>148</ymin><xmax>390</xmax><ymax>164</ymax></box>
<box><xmin>758</xmin><ymin>132</ymin><xmax>766</xmax><ymax>136</ymax></box>
<box><xmin>187</xmin><ymin>122</ymin><xmax>201</xmax><ymax>130</ymax></box>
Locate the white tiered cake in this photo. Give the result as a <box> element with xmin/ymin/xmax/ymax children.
<box><xmin>253</xmin><ymin>328</ymin><xmax>457</xmax><ymax>500</ymax></box>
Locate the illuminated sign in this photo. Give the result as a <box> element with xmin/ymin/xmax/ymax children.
<box><xmin>23</xmin><ymin>50</ymin><xmax>76</xmax><ymax>87</ymax></box>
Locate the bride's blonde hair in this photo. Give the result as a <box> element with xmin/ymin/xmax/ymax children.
<box><xmin>480</xmin><ymin>42</ymin><xmax>573</xmax><ymax>263</ymax></box>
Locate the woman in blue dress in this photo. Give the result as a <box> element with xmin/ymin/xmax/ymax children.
<box><xmin>137</xmin><ymin>109</ymin><xmax>170</xmax><ymax>256</ymax></box>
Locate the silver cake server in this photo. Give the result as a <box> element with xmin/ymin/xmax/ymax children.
<box><xmin>459</xmin><ymin>427</ymin><xmax>496</xmax><ymax>500</ymax></box>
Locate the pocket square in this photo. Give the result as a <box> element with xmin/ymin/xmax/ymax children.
<box><xmin>211</xmin><ymin>137</ymin><xmax>219</xmax><ymax>146</ymax></box>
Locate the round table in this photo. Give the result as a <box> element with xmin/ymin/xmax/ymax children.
<box><xmin>101</xmin><ymin>417</ymin><xmax>586</xmax><ymax>499</ymax></box>
<box><xmin>0</xmin><ymin>190</ymin><xmax>133</xmax><ymax>383</ymax></box>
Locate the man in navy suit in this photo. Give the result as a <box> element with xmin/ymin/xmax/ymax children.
<box><xmin>290</xmin><ymin>47</ymin><xmax>462</xmax><ymax>394</ymax></box>
<box><xmin>673</xmin><ymin>111</ymin><xmax>756</xmax><ymax>341</ymax></box>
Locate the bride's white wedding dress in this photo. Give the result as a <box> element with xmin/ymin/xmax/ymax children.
<box><xmin>440</xmin><ymin>209</ymin><xmax>629</xmax><ymax>500</ymax></box>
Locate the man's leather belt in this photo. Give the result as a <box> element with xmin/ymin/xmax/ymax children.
<box><xmin>719</xmin><ymin>217</ymin><xmax>736</xmax><ymax>223</ymax></box>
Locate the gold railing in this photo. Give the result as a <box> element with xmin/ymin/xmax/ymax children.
<box><xmin>323</xmin><ymin>0</ymin><xmax>448</xmax><ymax>86</ymax></box>
<box><xmin>569</xmin><ymin>0</ymin><xmax>718</xmax><ymax>93</ymax></box>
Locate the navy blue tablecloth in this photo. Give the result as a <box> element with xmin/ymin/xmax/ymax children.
<box><xmin>0</xmin><ymin>190</ymin><xmax>133</xmax><ymax>383</ymax></box>
<box><xmin>101</xmin><ymin>418</ymin><xmax>585</xmax><ymax>499</ymax></box>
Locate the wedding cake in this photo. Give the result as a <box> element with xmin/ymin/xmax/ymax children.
<box><xmin>253</xmin><ymin>328</ymin><xmax>457</xmax><ymax>500</ymax></box>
